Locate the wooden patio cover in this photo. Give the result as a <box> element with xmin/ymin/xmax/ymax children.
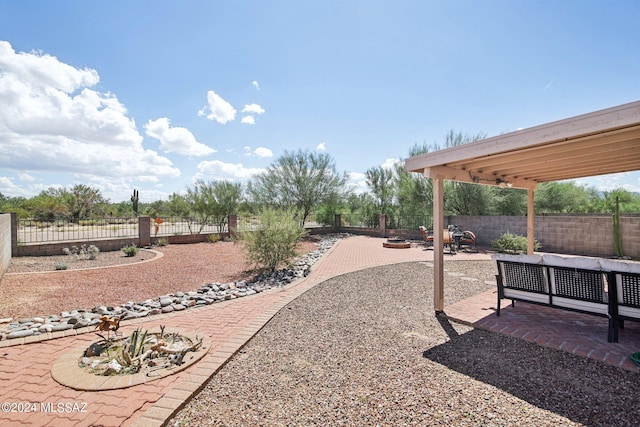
<box><xmin>404</xmin><ymin>100</ymin><xmax>640</xmax><ymax>313</ymax></box>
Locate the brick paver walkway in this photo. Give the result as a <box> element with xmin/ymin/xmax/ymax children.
<box><xmin>0</xmin><ymin>236</ymin><xmax>637</xmax><ymax>426</ymax></box>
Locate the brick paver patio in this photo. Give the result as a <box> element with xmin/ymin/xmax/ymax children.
<box><xmin>0</xmin><ymin>235</ymin><xmax>637</xmax><ymax>426</ymax></box>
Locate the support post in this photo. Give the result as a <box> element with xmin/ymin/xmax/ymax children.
<box><xmin>527</xmin><ymin>188</ymin><xmax>535</xmax><ymax>254</ymax></box>
<box><xmin>433</xmin><ymin>176</ymin><xmax>445</xmax><ymax>313</ymax></box>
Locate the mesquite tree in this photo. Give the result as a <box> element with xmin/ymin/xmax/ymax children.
<box><xmin>247</xmin><ymin>150</ymin><xmax>348</xmax><ymax>226</ymax></box>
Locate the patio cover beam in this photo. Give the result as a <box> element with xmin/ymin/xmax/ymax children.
<box><xmin>405</xmin><ymin>100</ymin><xmax>640</xmax><ymax>314</ymax></box>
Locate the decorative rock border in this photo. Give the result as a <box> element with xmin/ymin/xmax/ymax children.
<box><xmin>51</xmin><ymin>328</ymin><xmax>210</xmax><ymax>391</ymax></box>
<box><xmin>0</xmin><ymin>235</ymin><xmax>344</xmax><ymax>343</ymax></box>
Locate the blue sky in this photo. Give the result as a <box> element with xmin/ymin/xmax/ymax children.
<box><xmin>1</xmin><ymin>0</ymin><xmax>639</xmax><ymax>202</ymax></box>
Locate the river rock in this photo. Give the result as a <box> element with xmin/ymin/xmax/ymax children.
<box><xmin>0</xmin><ymin>234</ymin><xmax>342</xmax><ymax>340</ymax></box>
<box><xmin>7</xmin><ymin>329</ymin><xmax>35</xmax><ymax>339</ymax></box>
<box><xmin>52</xmin><ymin>323</ymin><xmax>74</xmax><ymax>332</ymax></box>
<box><xmin>39</xmin><ymin>324</ymin><xmax>54</xmax><ymax>333</ymax></box>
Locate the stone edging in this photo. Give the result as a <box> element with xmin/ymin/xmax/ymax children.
<box><xmin>4</xmin><ymin>248</ymin><xmax>163</xmax><ymax>276</ymax></box>
<box><xmin>51</xmin><ymin>328</ymin><xmax>210</xmax><ymax>391</ymax></box>
<box><xmin>0</xmin><ymin>236</ymin><xmax>344</xmax><ymax>347</ymax></box>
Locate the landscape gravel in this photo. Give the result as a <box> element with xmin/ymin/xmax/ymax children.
<box><xmin>0</xmin><ymin>235</ymin><xmax>335</xmax><ymax>340</ymax></box>
<box><xmin>170</xmin><ymin>261</ymin><xmax>640</xmax><ymax>427</ymax></box>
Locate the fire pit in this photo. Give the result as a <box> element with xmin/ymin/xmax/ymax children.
<box><xmin>382</xmin><ymin>237</ymin><xmax>411</xmax><ymax>249</ymax></box>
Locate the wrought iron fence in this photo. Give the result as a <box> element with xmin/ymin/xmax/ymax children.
<box><xmin>340</xmin><ymin>214</ymin><xmax>377</xmax><ymax>228</ymax></box>
<box><xmin>236</xmin><ymin>215</ymin><xmax>262</xmax><ymax>232</ymax></box>
<box><xmin>16</xmin><ymin>213</ymin><xmax>431</xmax><ymax>245</ymax></box>
<box><xmin>388</xmin><ymin>214</ymin><xmax>432</xmax><ymax>230</ymax></box>
<box><xmin>152</xmin><ymin>217</ymin><xmax>226</xmax><ymax>236</ymax></box>
<box><xmin>17</xmin><ymin>217</ymin><xmax>139</xmax><ymax>244</ymax></box>
<box><xmin>234</xmin><ymin>214</ymin><xmax>327</xmax><ymax>232</ymax></box>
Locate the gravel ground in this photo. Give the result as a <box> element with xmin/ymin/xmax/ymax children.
<box><xmin>0</xmin><ymin>239</ymin><xmax>317</xmax><ymax>320</ymax></box>
<box><xmin>5</xmin><ymin>248</ymin><xmax>157</xmax><ymax>274</ymax></box>
<box><xmin>170</xmin><ymin>261</ymin><xmax>640</xmax><ymax>427</ymax></box>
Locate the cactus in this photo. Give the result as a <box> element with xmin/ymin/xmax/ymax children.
<box><xmin>131</xmin><ymin>189</ymin><xmax>139</xmax><ymax>216</ymax></box>
<box><xmin>613</xmin><ymin>196</ymin><xmax>624</xmax><ymax>258</ymax></box>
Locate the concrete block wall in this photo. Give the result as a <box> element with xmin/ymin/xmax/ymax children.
<box><xmin>620</xmin><ymin>216</ymin><xmax>640</xmax><ymax>258</ymax></box>
<box><xmin>448</xmin><ymin>214</ymin><xmax>640</xmax><ymax>258</ymax></box>
<box><xmin>0</xmin><ymin>213</ymin><xmax>11</xmax><ymax>279</ymax></box>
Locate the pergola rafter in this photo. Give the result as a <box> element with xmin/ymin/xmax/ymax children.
<box><xmin>405</xmin><ymin>100</ymin><xmax>640</xmax><ymax>313</ymax></box>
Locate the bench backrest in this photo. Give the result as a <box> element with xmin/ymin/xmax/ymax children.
<box><xmin>494</xmin><ymin>255</ymin><xmax>549</xmax><ymax>305</ymax></box>
<box><xmin>615</xmin><ymin>272</ymin><xmax>640</xmax><ymax>319</ymax></box>
<box><xmin>546</xmin><ymin>266</ymin><xmax>608</xmax><ymax>315</ymax></box>
<box><xmin>599</xmin><ymin>259</ymin><xmax>640</xmax><ymax>321</ymax></box>
<box><xmin>493</xmin><ymin>254</ymin><xmax>610</xmax><ymax>315</ymax></box>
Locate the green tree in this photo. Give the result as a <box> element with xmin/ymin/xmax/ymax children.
<box><xmin>592</xmin><ymin>188</ymin><xmax>640</xmax><ymax>213</ymax></box>
<box><xmin>210</xmin><ymin>181</ymin><xmax>243</xmax><ymax>229</ymax></box>
<box><xmin>45</xmin><ymin>184</ymin><xmax>107</xmax><ymax>221</ymax></box>
<box><xmin>315</xmin><ymin>191</ymin><xmax>345</xmax><ymax>227</ymax></box>
<box><xmin>248</xmin><ymin>150</ymin><xmax>348</xmax><ymax>226</ymax></box>
<box><xmin>534</xmin><ymin>182</ymin><xmax>593</xmax><ymax>214</ymax></box>
<box><xmin>358</xmin><ymin>133</ymin><xmax>488</xmax><ymax>227</ymax></box>
<box><xmin>167</xmin><ymin>193</ymin><xmax>191</xmax><ymax>217</ymax></box>
<box><xmin>184</xmin><ymin>180</ymin><xmax>243</xmax><ymax>232</ymax></box>
<box><xmin>365</xmin><ymin>166</ymin><xmax>395</xmax><ymax>214</ymax></box>
<box><xmin>0</xmin><ymin>195</ymin><xmax>29</xmax><ymax>218</ymax></box>
<box><xmin>445</xmin><ymin>181</ymin><xmax>492</xmax><ymax>215</ymax></box>
<box><xmin>185</xmin><ymin>182</ymin><xmax>214</xmax><ymax>233</ymax></box>
<box><xmin>22</xmin><ymin>191</ymin><xmax>66</xmax><ymax>221</ymax></box>
<box><xmin>395</xmin><ymin>143</ymin><xmax>433</xmax><ymax>227</ymax></box>
<box><xmin>491</xmin><ymin>187</ymin><xmax>527</xmax><ymax>215</ymax></box>
<box><xmin>440</xmin><ymin>130</ymin><xmax>487</xmax><ymax>150</ymax></box>
<box><xmin>142</xmin><ymin>199</ymin><xmax>172</xmax><ymax>218</ymax></box>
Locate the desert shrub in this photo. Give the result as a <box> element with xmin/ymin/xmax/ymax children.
<box><xmin>492</xmin><ymin>232</ymin><xmax>541</xmax><ymax>254</ymax></box>
<box><xmin>62</xmin><ymin>244</ymin><xmax>100</xmax><ymax>260</ymax></box>
<box><xmin>55</xmin><ymin>262</ymin><xmax>68</xmax><ymax>270</ymax></box>
<box><xmin>241</xmin><ymin>208</ymin><xmax>307</xmax><ymax>272</ymax></box>
<box><xmin>207</xmin><ymin>234</ymin><xmax>221</xmax><ymax>243</ymax></box>
<box><xmin>121</xmin><ymin>244</ymin><xmax>140</xmax><ymax>257</ymax></box>
<box><xmin>154</xmin><ymin>238</ymin><xmax>168</xmax><ymax>247</ymax></box>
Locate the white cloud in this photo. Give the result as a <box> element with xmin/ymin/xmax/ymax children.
<box><xmin>0</xmin><ymin>40</ymin><xmax>180</xmax><ymax>181</ymax></box>
<box><xmin>0</xmin><ymin>175</ymin><xmax>41</xmax><ymax>198</ymax></box>
<box><xmin>243</xmin><ymin>146</ymin><xmax>273</xmax><ymax>157</ymax></box>
<box><xmin>241</xmin><ymin>103</ymin><xmax>265</xmax><ymax>115</ymax></box>
<box><xmin>240</xmin><ymin>103</ymin><xmax>265</xmax><ymax>125</ymax></box>
<box><xmin>347</xmin><ymin>172</ymin><xmax>368</xmax><ymax>194</ymax></box>
<box><xmin>0</xmin><ymin>41</ymin><xmax>99</xmax><ymax>93</ymax></box>
<box><xmin>316</xmin><ymin>142</ymin><xmax>326</xmax><ymax>151</ymax></box>
<box><xmin>198</xmin><ymin>90</ymin><xmax>236</xmax><ymax>124</ymax></box>
<box><xmin>576</xmin><ymin>172</ymin><xmax>640</xmax><ymax>193</ymax></box>
<box><xmin>18</xmin><ymin>173</ymin><xmax>36</xmax><ymax>182</ymax></box>
<box><xmin>381</xmin><ymin>158</ymin><xmax>401</xmax><ymax>169</ymax></box>
<box><xmin>145</xmin><ymin>117</ymin><xmax>215</xmax><ymax>156</ymax></box>
<box><xmin>254</xmin><ymin>147</ymin><xmax>273</xmax><ymax>158</ymax></box>
<box><xmin>251</xmin><ymin>80</ymin><xmax>260</xmax><ymax>90</ymax></box>
<box><xmin>0</xmin><ymin>176</ymin><xmax>21</xmax><ymax>196</ymax></box>
<box><xmin>194</xmin><ymin>160</ymin><xmax>264</xmax><ymax>181</ymax></box>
